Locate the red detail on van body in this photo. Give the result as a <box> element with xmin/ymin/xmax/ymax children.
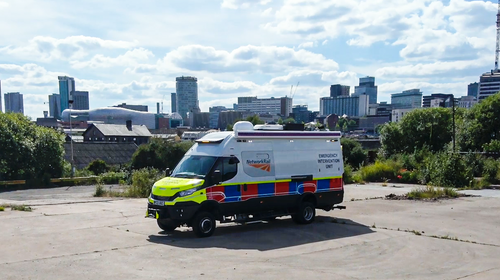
<box><xmin>275</xmin><ymin>182</ymin><xmax>290</xmax><ymax>196</ymax></box>
<box><xmin>303</xmin><ymin>181</ymin><xmax>317</xmax><ymax>193</ymax></box>
<box><xmin>206</xmin><ymin>186</ymin><xmax>225</xmax><ymax>202</ymax></box>
<box><xmin>249</xmin><ymin>163</ymin><xmax>271</xmax><ymax>172</ymax></box>
<box><xmin>241</xmin><ymin>184</ymin><xmax>258</xmax><ymax>201</ymax></box>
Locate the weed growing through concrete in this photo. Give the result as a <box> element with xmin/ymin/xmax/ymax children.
<box><xmin>0</xmin><ymin>206</ymin><xmax>4</xmax><ymax>211</ymax></box>
<box><xmin>11</xmin><ymin>205</ymin><xmax>32</xmax><ymax>212</ymax></box>
<box><xmin>407</xmin><ymin>186</ymin><xmax>458</xmax><ymax>200</ymax></box>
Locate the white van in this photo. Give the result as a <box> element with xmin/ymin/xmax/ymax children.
<box><xmin>146</xmin><ymin>121</ymin><xmax>345</xmax><ymax>237</ymax></box>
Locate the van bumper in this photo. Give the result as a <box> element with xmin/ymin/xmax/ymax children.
<box><xmin>146</xmin><ymin>202</ymin><xmax>200</xmax><ymax>221</ymax></box>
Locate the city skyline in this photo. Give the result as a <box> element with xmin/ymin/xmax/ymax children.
<box><xmin>0</xmin><ymin>0</ymin><xmax>497</xmax><ymax>120</ymax></box>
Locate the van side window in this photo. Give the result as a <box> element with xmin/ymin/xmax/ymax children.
<box><xmin>213</xmin><ymin>158</ymin><xmax>238</xmax><ymax>182</ymax></box>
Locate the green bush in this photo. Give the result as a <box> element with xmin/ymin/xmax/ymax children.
<box><xmin>87</xmin><ymin>159</ymin><xmax>109</xmax><ymax>175</ymax></box>
<box><xmin>463</xmin><ymin>152</ymin><xmax>486</xmax><ymax>177</ymax></box>
<box><xmin>422</xmin><ymin>152</ymin><xmax>474</xmax><ymax>188</ymax></box>
<box><xmin>482</xmin><ymin>158</ymin><xmax>499</xmax><ymax>184</ymax></box>
<box><xmin>343</xmin><ymin>164</ymin><xmax>354</xmax><ymax>184</ymax></box>
<box><xmin>126</xmin><ymin>168</ymin><xmax>164</xmax><ymax>198</ymax></box>
<box><xmin>341</xmin><ymin>138</ymin><xmax>367</xmax><ymax>169</ymax></box>
<box><xmin>98</xmin><ymin>171</ymin><xmax>128</xmax><ymax>185</ymax></box>
<box><xmin>359</xmin><ymin>160</ymin><xmax>402</xmax><ymax>182</ymax></box>
<box><xmin>407</xmin><ymin>186</ymin><xmax>459</xmax><ymax>200</ymax></box>
<box><xmin>94</xmin><ymin>184</ymin><xmax>105</xmax><ymax>197</ymax></box>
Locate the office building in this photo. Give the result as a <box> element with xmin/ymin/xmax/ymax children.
<box><xmin>113</xmin><ymin>103</ymin><xmax>148</xmax><ymax>112</ymax></box>
<box><xmin>176</xmin><ymin>76</ymin><xmax>199</xmax><ymax>120</ymax></box>
<box><xmin>457</xmin><ymin>96</ymin><xmax>478</xmax><ymax>109</ymax></box>
<box><xmin>49</xmin><ymin>93</ymin><xmax>61</xmax><ymax>119</ymax></box>
<box><xmin>191</xmin><ymin>112</ymin><xmax>211</xmax><ymax>128</ymax></box>
<box><xmin>237</xmin><ymin>96</ymin><xmax>293</xmax><ymax>117</ymax></box>
<box><xmin>218</xmin><ymin>111</ymin><xmax>243</xmax><ymax>130</ymax></box>
<box><xmin>73</xmin><ymin>91</ymin><xmax>89</xmax><ymax>110</ymax></box>
<box><xmin>392</xmin><ymin>108</ymin><xmax>414</xmax><ymax>122</ymax></box>
<box><xmin>478</xmin><ymin>70</ymin><xmax>500</xmax><ymax>100</ymax></box>
<box><xmin>209</xmin><ymin>106</ymin><xmax>227</xmax><ymax>129</ymax></box>
<box><xmin>368</xmin><ymin>102</ymin><xmax>393</xmax><ymax>116</ymax></box>
<box><xmin>291</xmin><ymin>105</ymin><xmax>315</xmax><ymax>123</ymax></box>
<box><xmin>354</xmin><ymin>76</ymin><xmax>378</xmax><ymax>104</ymax></box>
<box><xmin>58</xmin><ymin>76</ymin><xmax>75</xmax><ymax>114</ymax></box>
<box><xmin>468</xmin><ymin>82</ymin><xmax>479</xmax><ymax>98</ymax></box>
<box><xmin>423</xmin><ymin>93</ymin><xmax>454</xmax><ymax>108</ymax></box>
<box><xmin>171</xmin><ymin>92</ymin><xmax>177</xmax><ymax>113</ymax></box>
<box><xmin>320</xmin><ymin>95</ymin><xmax>369</xmax><ymax>117</ymax></box>
<box><xmin>4</xmin><ymin>92</ymin><xmax>24</xmax><ymax>114</ymax></box>
<box><xmin>330</xmin><ymin>84</ymin><xmax>350</xmax><ymax>98</ymax></box>
<box><xmin>391</xmin><ymin>89</ymin><xmax>422</xmax><ymax>108</ymax></box>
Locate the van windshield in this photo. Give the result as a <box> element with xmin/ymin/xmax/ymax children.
<box><xmin>171</xmin><ymin>155</ymin><xmax>218</xmax><ymax>179</ymax></box>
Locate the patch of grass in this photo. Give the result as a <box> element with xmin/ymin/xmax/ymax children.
<box><xmin>0</xmin><ymin>206</ymin><xmax>4</xmax><ymax>211</ymax></box>
<box><xmin>372</xmin><ymin>223</ymin><xmax>376</xmax><ymax>228</ymax></box>
<box><xmin>11</xmin><ymin>205</ymin><xmax>32</xmax><ymax>212</ymax></box>
<box><xmin>359</xmin><ymin>160</ymin><xmax>402</xmax><ymax>182</ymax></box>
<box><xmin>407</xmin><ymin>186</ymin><xmax>459</xmax><ymax>200</ymax></box>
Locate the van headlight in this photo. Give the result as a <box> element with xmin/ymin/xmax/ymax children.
<box><xmin>179</xmin><ymin>188</ymin><xmax>198</xmax><ymax>197</ymax></box>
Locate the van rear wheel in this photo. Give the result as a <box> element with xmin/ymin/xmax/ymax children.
<box><xmin>192</xmin><ymin>211</ymin><xmax>216</xmax><ymax>238</ymax></box>
<box><xmin>292</xmin><ymin>202</ymin><xmax>316</xmax><ymax>224</ymax></box>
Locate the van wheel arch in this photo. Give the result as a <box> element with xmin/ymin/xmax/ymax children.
<box><xmin>196</xmin><ymin>201</ymin><xmax>221</xmax><ymax>220</ymax></box>
<box><xmin>299</xmin><ymin>193</ymin><xmax>317</xmax><ymax>207</ymax></box>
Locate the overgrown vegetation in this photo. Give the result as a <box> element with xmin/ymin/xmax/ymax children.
<box><xmin>94</xmin><ymin>168</ymin><xmax>164</xmax><ymax>198</ymax></box>
<box><xmin>406</xmin><ymin>186</ymin><xmax>459</xmax><ymax>200</ymax></box>
<box><xmin>0</xmin><ymin>206</ymin><xmax>4</xmax><ymax>211</ymax></box>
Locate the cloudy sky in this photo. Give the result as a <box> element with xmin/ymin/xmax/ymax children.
<box><xmin>0</xmin><ymin>0</ymin><xmax>497</xmax><ymax>119</ymax></box>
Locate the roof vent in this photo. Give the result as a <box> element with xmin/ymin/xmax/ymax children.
<box><xmin>233</xmin><ymin>121</ymin><xmax>254</xmax><ymax>132</ymax></box>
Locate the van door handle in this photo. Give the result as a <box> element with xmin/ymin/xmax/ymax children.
<box><xmin>237</xmin><ymin>185</ymin><xmax>241</xmax><ymax>192</ymax></box>
<box><xmin>243</xmin><ymin>184</ymin><xmax>247</xmax><ymax>192</ymax></box>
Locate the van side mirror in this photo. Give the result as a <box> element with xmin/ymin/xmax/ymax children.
<box><xmin>165</xmin><ymin>168</ymin><xmax>171</xmax><ymax>176</ymax></box>
<box><xmin>229</xmin><ymin>157</ymin><xmax>240</xmax><ymax>164</ymax></box>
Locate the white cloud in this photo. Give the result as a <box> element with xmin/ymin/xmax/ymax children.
<box><xmin>0</xmin><ymin>1</ymin><xmax>9</xmax><ymax>8</ymax></box>
<box><xmin>71</xmin><ymin>48</ymin><xmax>154</xmax><ymax>69</ymax></box>
<box><xmin>161</xmin><ymin>44</ymin><xmax>339</xmax><ymax>73</ymax></box>
<box><xmin>269</xmin><ymin>70</ymin><xmax>358</xmax><ymax>87</ymax></box>
<box><xmin>0</xmin><ymin>36</ymin><xmax>136</xmax><ymax>62</ymax></box>
<box><xmin>298</xmin><ymin>42</ymin><xmax>316</xmax><ymax>49</ymax></box>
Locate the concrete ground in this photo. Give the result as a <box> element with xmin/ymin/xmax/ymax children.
<box><xmin>0</xmin><ymin>184</ymin><xmax>499</xmax><ymax>280</ymax></box>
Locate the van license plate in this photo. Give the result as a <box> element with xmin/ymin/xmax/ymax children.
<box><xmin>153</xmin><ymin>200</ymin><xmax>164</xmax><ymax>206</ymax></box>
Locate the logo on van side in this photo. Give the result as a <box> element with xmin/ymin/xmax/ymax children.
<box><xmin>247</xmin><ymin>159</ymin><xmax>271</xmax><ymax>172</ymax></box>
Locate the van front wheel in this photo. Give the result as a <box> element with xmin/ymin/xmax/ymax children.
<box><xmin>192</xmin><ymin>211</ymin><xmax>216</xmax><ymax>238</ymax></box>
<box><xmin>292</xmin><ymin>202</ymin><xmax>316</xmax><ymax>224</ymax></box>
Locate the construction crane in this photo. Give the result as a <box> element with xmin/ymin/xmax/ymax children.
<box><xmin>496</xmin><ymin>0</ymin><xmax>500</xmax><ymax>70</ymax></box>
<box><xmin>290</xmin><ymin>82</ymin><xmax>299</xmax><ymax>99</ymax></box>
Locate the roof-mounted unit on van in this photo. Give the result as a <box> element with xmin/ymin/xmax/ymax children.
<box><xmin>234</xmin><ymin>130</ymin><xmax>341</xmax><ymax>139</ymax></box>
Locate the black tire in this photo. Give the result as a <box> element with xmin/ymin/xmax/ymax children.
<box><xmin>293</xmin><ymin>202</ymin><xmax>316</xmax><ymax>224</ymax></box>
<box><xmin>192</xmin><ymin>211</ymin><xmax>216</xmax><ymax>238</ymax></box>
<box><xmin>157</xmin><ymin>219</ymin><xmax>178</xmax><ymax>232</ymax></box>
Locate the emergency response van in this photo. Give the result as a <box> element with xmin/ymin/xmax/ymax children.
<box><xmin>146</xmin><ymin>121</ymin><xmax>345</xmax><ymax>237</ymax></box>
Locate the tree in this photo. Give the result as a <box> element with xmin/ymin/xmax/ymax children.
<box><xmin>87</xmin><ymin>159</ymin><xmax>109</xmax><ymax>175</ymax></box>
<box><xmin>340</xmin><ymin>138</ymin><xmax>367</xmax><ymax>169</ymax></box>
<box><xmin>130</xmin><ymin>137</ymin><xmax>194</xmax><ymax>171</ymax></box>
<box><xmin>245</xmin><ymin>115</ymin><xmax>265</xmax><ymax>125</ymax></box>
<box><xmin>283</xmin><ymin>117</ymin><xmax>296</xmax><ymax>124</ymax></box>
<box><xmin>380</xmin><ymin>107</ymin><xmax>453</xmax><ymax>156</ymax></box>
<box><xmin>0</xmin><ymin>112</ymin><xmax>65</xmax><ymax>181</ymax></box>
<box><xmin>458</xmin><ymin>93</ymin><xmax>500</xmax><ymax>152</ymax></box>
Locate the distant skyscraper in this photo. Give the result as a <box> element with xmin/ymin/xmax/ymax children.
<box><xmin>209</xmin><ymin>106</ymin><xmax>227</xmax><ymax>128</ymax></box>
<box><xmin>49</xmin><ymin>93</ymin><xmax>61</xmax><ymax>119</ymax></box>
<box><xmin>171</xmin><ymin>92</ymin><xmax>177</xmax><ymax>113</ymax></box>
<box><xmin>4</xmin><ymin>92</ymin><xmax>24</xmax><ymax>114</ymax></box>
<box><xmin>479</xmin><ymin>71</ymin><xmax>500</xmax><ymax>100</ymax></box>
<box><xmin>423</xmin><ymin>93</ymin><xmax>454</xmax><ymax>108</ymax></box>
<box><xmin>391</xmin><ymin>89</ymin><xmax>423</xmax><ymax>108</ymax></box>
<box><xmin>320</xmin><ymin>95</ymin><xmax>369</xmax><ymax>117</ymax></box>
<box><xmin>176</xmin><ymin>76</ymin><xmax>199</xmax><ymax>120</ymax></box>
<box><xmin>467</xmin><ymin>82</ymin><xmax>479</xmax><ymax>98</ymax></box>
<box><xmin>0</xmin><ymin>80</ymin><xmax>2</xmax><ymax>113</ymax></box>
<box><xmin>330</xmin><ymin>84</ymin><xmax>350</xmax><ymax>98</ymax></box>
<box><xmin>354</xmin><ymin>76</ymin><xmax>378</xmax><ymax>104</ymax></box>
<box><xmin>72</xmin><ymin>91</ymin><xmax>89</xmax><ymax>110</ymax></box>
<box><xmin>237</xmin><ymin>96</ymin><xmax>293</xmax><ymax>117</ymax></box>
<box><xmin>58</xmin><ymin>76</ymin><xmax>75</xmax><ymax>114</ymax></box>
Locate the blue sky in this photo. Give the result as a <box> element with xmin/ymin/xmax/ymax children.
<box><xmin>0</xmin><ymin>0</ymin><xmax>497</xmax><ymax>119</ymax></box>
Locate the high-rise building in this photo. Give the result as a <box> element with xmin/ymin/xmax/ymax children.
<box><xmin>171</xmin><ymin>92</ymin><xmax>177</xmax><ymax>113</ymax></box>
<box><xmin>58</xmin><ymin>76</ymin><xmax>75</xmax><ymax>114</ymax></box>
<box><xmin>391</xmin><ymin>89</ymin><xmax>422</xmax><ymax>108</ymax></box>
<box><xmin>176</xmin><ymin>76</ymin><xmax>199</xmax><ymax>120</ymax></box>
<box><xmin>209</xmin><ymin>106</ymin><xmax>227</xmax><ymax>129</ymax></box>
<box><xmin>113</xmin><ymin>103</ymin><xmax>147</xmax><ymax>112</ymax></box>
<box><xmin>457</xmin><ymin>96</ymin><xmax>478</xmax><ymax>109</ymax></box>
<box><xmin>320</xmin><ymin>95</ymin><xmax>369</xmax><ymax>117</ymax></box>
<box><xmin>49</xmin><ymin>93</ymin><xmax>61</xmax><ymax>119</ymax></box>
<box><xmin>468</xmin><ymin>82</ymin><xmax>479</xmax><ymax>98</ymax></box>
<box><xmin>237</xmin><ymin>96</ymin><xmax>293</xmax><ymax>117</ymax></box>
<box><xmin>4</xmin><ymin>92</ymin><xmax>24</xmax><ymax>114</ymax></box>
<box><xmin>423</xmin><ymin>93</ymin><xmax>454</xmax><ymax>108</ymax></box>
<box><xmin>0</xmin><ymin>80</ymin><xmax>2</xmax><ymax>113</ymax></box>
<box><xmin>354</xmin><ymin>76</ymin><xmax>378</xmax><ymax>104</ymax></box>
<box><xmin>478</xmin><ymin>71</ymin><xmax>500</xmax><ymax>100</ymax></box>
<box><xmin>291</xmin><ymin>105</ymin><xmax>315</xmax><ymax>123</ymax></box>
<box><xmin>73</xmin><ymin>91</ymin><xmax>89</xmax><ymax>110</ymax></box>
<box><xmin>330</xmin><ymin>84</ymin><xmax>350</xmax><ymax>98</ymax></box>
